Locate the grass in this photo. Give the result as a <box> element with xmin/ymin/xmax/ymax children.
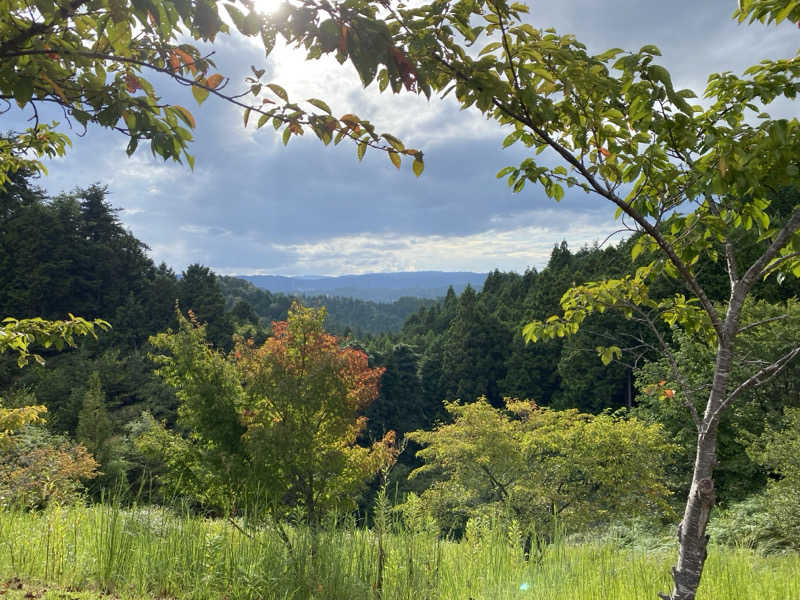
<box><xmin>0</xmin><ymin>504</ymin><xmax>798</xmax><ymax>600</ymax></box>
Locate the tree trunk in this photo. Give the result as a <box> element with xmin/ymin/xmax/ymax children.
<box><xmin>659</xmin><ymin>430</ymin><xmax>717</xmax><ymax>600</ymax></box>
<box><xmin>660</xmin><ymin>329</ymin><xmax>737</xmax><ymax>600</ymax></box>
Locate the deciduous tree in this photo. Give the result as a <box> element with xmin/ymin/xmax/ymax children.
<box><xmin>407</xmin><ymin>398</ymin><xmax>675</xmax><ymax>536</ymax></box>
<box><xmin>150</xmin><ymin>304</ymin><xmax>394</xmax><ymax>523</ymax></box>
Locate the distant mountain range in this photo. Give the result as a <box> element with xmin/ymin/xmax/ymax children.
<box><xmin>236</xmin><ymin>271</ymin><xmax>488</xmax><ymax>302</ymax></box>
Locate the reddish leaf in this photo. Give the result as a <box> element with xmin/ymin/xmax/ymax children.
<box><xmin>340</xmin><ymin>113</ymin><xmax>359</xmax><ymax>128</ymax></box>
<box><xmin>168</xmin><ymin>51</ymin><xmax>180</xmax><ymax>71</ymax></box>
<box><xmin>339</xmin><ymin>24</ymin><xmax>348</xmax><ymax>55</ymax></box>
<box><xmin>174</xmin><ymin>47</ymin><xmax>197</xmax><ymax>74</ymax></box>
<box><xmin>390</xmin><ymin>47</ymin><xmax>417</xmax><ymax>92</ymax></box>
<box><xmin>125</xmin><ymin>73</ymin><xmax>142</xmax><ymax>93</ymax></box>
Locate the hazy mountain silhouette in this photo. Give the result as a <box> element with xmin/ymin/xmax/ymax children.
<box><xmin>237</xmin><ymin>271</ymin><xmax>488</xmax><ymax>302</ymax></box>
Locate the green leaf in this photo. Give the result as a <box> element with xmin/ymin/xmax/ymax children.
<box><xmin>497</xmin><ymin>167</ymin><xmax>514</xmax><ymax>180</ymax></box>
<box><xmin>479</xmin><ymin>42</ymin><xmax>502</xmax><ymax>56</ymax></box>
<box><xmin>357</xmin><ymin>141</ymin><xmax>366</xmax><ymax>161</ymax></box>
<box><xmin>15</xmin><ymin>77</ymin><xmax>33</xmax><ymax>107</ymax></box>
<box><xmin>173</xmin><ymin>105</ymin><xmax>196</xmax><ymax>128</ymax></box>
<box><xmin>775</xmin><ymin>0</ymin><xmax>799</xmax><ymax>23</ymax></box>
<box><xmin>388</xmin><ymin>151</ymin><xmax>401</xmax><ymax>169</ymax></box>
<box><xmin>307</xmin><ymin>98</ymin><xmax>331</xmax><ymax>114</ymax></box>
<box><xmin>267</xmin><ymin>83</ymin><xmax>288</xmax><ymax>102</ymax></box>
<box><xmin>192</xmin><ymin>81</ymin><xmax>210</xmax><ymax>104</ymax></box>
<box><xmin>224</xmin><ymin>3</ymin><xmax>246</xmax><ymax>31</ymax></box>
<box><xmin>412</xmin><ymin>157</ymin><xmax>424</xmax><ymax>177</ymax></box>
<box><xmin>503</xmin><ymin>131</ymin><xmax>521</xmax><ymax>148</ymax></box>
<box><xmin>382</xmin><ymin>133</ymin><xmax>404</xmax><ymax>151</ymax></box>
<box><xmin>639</xmin><ymin>44</ymin><xmax>661</xmax><ymax>56</ymax></box>
<box><xmin>596</xmin><ymin>48</ymin><xmax>625</xmax><ymax>61</ymax></box>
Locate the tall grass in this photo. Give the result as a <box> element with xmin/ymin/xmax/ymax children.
<box><xmin>0</xmin><ymin>504</ymin><xmax>798</xmax><ymax>600</ymax></box>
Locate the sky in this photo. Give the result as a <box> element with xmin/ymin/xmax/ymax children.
<box><xmin>15</xmin><ymin>1</ymin><xmax>800</xmax><ymax>276</ymax></box>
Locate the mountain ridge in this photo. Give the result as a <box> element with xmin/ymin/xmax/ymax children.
<box><xmin>235</xmin><ymin>271</ymin><xmax>488</xmax><ymax>302</ymax></box>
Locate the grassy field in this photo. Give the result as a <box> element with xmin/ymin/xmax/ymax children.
<box><xmin>1</xmin><ymin>504</ymin><xmax>798</xmax><ymax>600</ymax></box>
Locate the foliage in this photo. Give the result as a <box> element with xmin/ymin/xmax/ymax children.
<box><xmin>0</xmin><ymin>425</ymin><xmax>98</xmax><ymax>509</ymax></box>
<box><xmin>4</xmin><ymin>503</ymin><xmax>800</xmax><ymax>600</ymax></box>
<box><xmin>149</xmin><ymin>304</ymin><xmax>394</xmax><ymax>522</ymax></box>
<box><xmin>256</xmin><ymin>0</ymin><xmax>798</xmax><ymax>594</ymax></box>
<box><xmin>440</xmin><ymin>286</ymin><xmax>510</xmax><ymax>406</ymax></box>
<box><xmin>75</xmin><ymin>373</ymin><xmax>113</xmax><ymax>460</ymax></box>
<box><xmin>147</xmin><ymin>312</ymin><xmax>254</xmax><ymax>510</ymax></box>
<box><xmin>0</xmin><ymin>316</ymin><xmax>109</xmax><ymax>368</ymax></box>
<box><xmin>0</xmin><ymin>0</ymin><xmax>423</xmax><ymax>184</ymax></box>
<box><xmin>75</xmin><ymin>371</ymin><xmax>129</xmax><ymax>492</ymax></box>
<box><xmin>0</xmin><ymin>177</ymin><xmax>175</xmax><ymax>346</ymax></box>
<box><xmin>747</xmin><ymin>407</ymin><xmax>800</xmax><ymax>549</ymax></box>
<box><xmin>0</xmin><ymin>313</ymin><xmax>105</xmax><ymax>506</ymax></box>
<box><xmin>217</xmin><ymin>275</ymin><xmax>437</xmax><ymax>336</ymax></box>
<box><xmin>234</xmin><ymin>303</ymin><xmax>395</xmax><ymax>522</ymax></box>
<box><xmin>0</xmin><ymin>402</ymin><xmax>46</xmax><ymax>451</ymax></box>
<box><xmin>364</xmin><ymin>343</ymin><xmax>428</xmax><ymax>439</ymax></box>
<box><xmin>406</xmin><ymin>398</ymin><xmax>676</xmax><ymax>536</ymax></box>
<box><xmin>635</xmin><ymin>300</ymin><xmax>800</xmax><ymax>501</ymax></box>
<box><xmin>707</xmin><ymin>493</ymin><xmax>793</xmax><ymax>553</ymax></box>
<box><xmin>177</xmin><ymin>264</ymin><xmax>234</xmax><ymax>350</ymax></box>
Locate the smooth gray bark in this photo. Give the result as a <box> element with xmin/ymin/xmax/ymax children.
<box><xmin>659</xmin><ymin>207</ymin><xmax>800</xmax><ymax>599</ymax></box>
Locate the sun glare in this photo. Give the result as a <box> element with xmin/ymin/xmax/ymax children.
<box><xmin>251</xmin><ymin>0</ymin><xmax>283</xmax><ymax>16</ymax></box>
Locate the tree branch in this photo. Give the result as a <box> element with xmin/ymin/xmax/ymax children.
<box><xmin>711</xmin><ymin>345</ymin><xmax>800</xmax><ymax>423</ymax></box>
<box><xmin>0</xmin><ymin>0</ymin><xmax>90</xmax><ymax>56</ymax></box>
<box><xmin>628</xmin><ymin>302</ymin><xmax>701</xmax><ymax>429</ymax></box>
<box><xmin>760</xmin><ymin>251</ymin><xmax>800</xmax><ymax>279</ymax></box>
<box><xmin>736</xmin><ymin>313</ymin><xmax>788</xmax><ymax>335</ymax></box>
<box><xmin>4</xmin><ymin>48</ymin><xmax>398</xmax><ymax>155</ymax></box>
<box><xmin>742</xmin><ymin>206</ymin><xmax>800</xmax><ymax>289</ymax></box>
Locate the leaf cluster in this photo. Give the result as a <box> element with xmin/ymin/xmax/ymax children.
<box><xmin>0</xmin><ymin>315</ymin><xmax>110</xmax><ymax>367</ymax></box>
<box><xmin>148</xmin><ymin>303</ymin><xmax>393</xmax><ymax>521</ymax></box>
<box><xmin>406</xmin><ymin>397</ymin><xmax>676</xmax><ymax>534</ymax></box>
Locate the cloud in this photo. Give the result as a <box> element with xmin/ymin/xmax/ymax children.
<box><xmin>263</xmin><ymin>206</ymin><xmax>619</xmax><ymax>275</ymax></box>
<box><xmin>179</xmin><ymin>224</ymin><xmax>233</xmax><ymax>236</ymax></box>
<box><xmin>21</xmin><ymin>1</ymin><xmax>799</xmax><ymax>277</ymax></box>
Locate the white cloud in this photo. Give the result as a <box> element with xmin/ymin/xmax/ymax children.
<box><xmin>265</xmin><ymin>208</ymin><xmax>620</xmax><ymax>275</ymax></box>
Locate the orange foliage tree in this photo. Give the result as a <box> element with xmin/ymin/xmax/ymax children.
<box><xmin>150</xmin><ymin>303</ymin><xmax>394</xmax><ymax>523</ymax></box>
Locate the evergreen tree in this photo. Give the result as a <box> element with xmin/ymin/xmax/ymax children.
<box><xmin>440</xmin><ymin>285</ymin><xmax>510</xmax><ymax>406</ymax></box>
<box><xmin>366</xmin><ymin>344</ymin><xmax>426</xmax><ymax>439</ymax></box>
<box><xmin>76</xmin><ymin>372</ymin><xmax>114</xmax><ymax>465</ymax></box>
<box><xmin>178</xmin><ymin>264</ymin><xmax>234</xmax><ymax>350</ymax></box>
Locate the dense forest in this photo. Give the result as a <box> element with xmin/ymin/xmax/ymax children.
<box><xmin>2</xmin><ymin>172</ymin><xmax>800</xmax><ymax>551</ymax></box>
<box><xmin>218</xmin><ymin>276</ymin><xmax>436</xmax><ymax>336</ymax></box>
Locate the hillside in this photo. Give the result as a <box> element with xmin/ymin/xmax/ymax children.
<box><xmin>217</xmin><ymin>276</ymin><xmax>437</xmax><ymax>335</ymax></box>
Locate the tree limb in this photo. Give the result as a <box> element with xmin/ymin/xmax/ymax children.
<box><xmin>711</xmin><ymin>345</ymin><xmax>800</xmax><ymax>423</ymax></box>
<box><xmin>743</xmin><ymin>206</ymin><xmax>800</xmax><ymax>288</ymax></box>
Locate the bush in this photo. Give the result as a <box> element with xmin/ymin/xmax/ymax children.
<box><xmin>0</xmin><ymin>425</ymin><xmax>98</xmax><ymax>509</ymax></box>
<box><xmin>746</xmin><ymin>407</ymin><xmax>800</xmax><ymax>550</ymax></box>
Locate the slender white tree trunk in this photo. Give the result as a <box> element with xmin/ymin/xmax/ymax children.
<box><xmin>662</xmin><ymin>298</ymin><xmax>743</xmax><ymax>600</ymax></box>
<box><xmin>662</xmin><ymin>427</ymin><xmax>718</xmax><ymax>600</ymax></box>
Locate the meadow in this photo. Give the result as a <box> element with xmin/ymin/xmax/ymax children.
<box><xmin>1</xmin><ymin>504</ymin><xmax>798</xmax><ymax>600</ymax></box>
